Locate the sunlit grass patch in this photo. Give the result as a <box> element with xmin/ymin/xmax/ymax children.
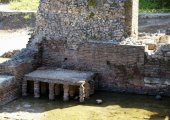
<box><xmin>9</xmin><ymin>0</ymin><xmax>39</xmax><ymax>11</ymax></box>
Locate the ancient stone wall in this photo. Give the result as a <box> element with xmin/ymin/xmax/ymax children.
<box><xmin>41</xmin><ymin>39</ymin><xmax>170</xmax><ymax>95</ymax></box>
<box><xmin>0</xmin><ymin>75</ymin><xmax>19</xmax><ymax>106</ymax></box>
<box><xmin>0</xmin><ymin>60</ymin><xmax>34</xmax><ymax>105</ymax></box>
<box><xmin>144</xmin><ymin>45</ymin><xmax>170</xmax><ymax>96</ymax></box>
<box><xmin>42</xmin><ymin>40</ymin><xmax>145</xmax><ymax>93</ymax></box>
<box><xmin>28</xmin><ymin>0</ymin><xmax>170</xmax><ymax>95</ymax></box>
<box><xmin>28</xmin><ymin>0</ymin><xmax>138</xmax><ymax>49</ymax></box>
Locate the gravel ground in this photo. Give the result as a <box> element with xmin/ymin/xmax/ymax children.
<box><xmin>0</xmin><ymin>3</ymin><xmax>35</xmax><ymax>56</ymax></box>
<box><xmin>0</xmin><ymin>29</ymin><xmax>30</xmax><ymax>56</ymax></box>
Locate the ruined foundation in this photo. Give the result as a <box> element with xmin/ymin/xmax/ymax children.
<box><xmin>0</xmin><ymin>0</ymin><xmax>170</xmax><ymax>105</ymax></box>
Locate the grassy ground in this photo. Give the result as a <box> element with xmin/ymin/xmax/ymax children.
<box><xmin>0</xmin><ymin>91</ymin><xmax>170</xmax><ymax>120</ymax></box>
<box><xmin>9</xmin><ymin>0</ymin><xmax>39</xmax><ymax>11</ymax></box>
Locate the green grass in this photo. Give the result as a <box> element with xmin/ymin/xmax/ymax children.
<box><xmin>139</xmin><ymin>0</ymin><xmax>170</xmax><ymax>13</ymax></box>
<box><xmin>9</xmin><ymin>0</ymin><xmax>39</xmax><ymax>11</ymax></box>
<box><xmin>0</xmin><ymin>0</ymin><xmax>10</xmax><ymax>3</ymax></box>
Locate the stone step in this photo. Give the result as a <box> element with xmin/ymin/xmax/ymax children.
<box><xmin>144</xmin><ymin>77</ymin><xmax>170</xmax><ymax>86</ymax></box>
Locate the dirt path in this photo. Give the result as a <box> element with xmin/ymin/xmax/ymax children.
<box><xmin>139</xmin><ymin>13</ymin><xmax>170</xmax><ymax>33</ymax></box>
<box><xmin>0</xmin><ymin>3</ymin><xmax>10</xmax><ymax>11</ymax></box>
<box><xmin>0</xmin><ymin>29</ymin><xmax>30</xmax><ymax>56</ymax></box>
<box><xmin>0</xmin><ymin>9</ymin><xmax>36</xmax><ymax>56</ymax></box>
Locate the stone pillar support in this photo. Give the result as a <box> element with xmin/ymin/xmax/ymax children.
<box><xmin>49</xmin><ymin>83</ymin><xmax>55</xmax><ymax>100</ymax></box>
<box><xmin>55</xmin><ymin>84</ymin><xmax>60</xmax><ymax>96</ymax></box>
<box><xmin>79</xmin><ymin>83</ymin><xmax>85</xmax><ymax>102</ymax></box>
<box><xmin>63</xmin><ymin>84</ymin><xmax>69</xmax><ymax>101</ymax></box>
<box><xmin>85</xmin><ymin>82</ymin><xmax>90</xmax><ymax>99</ymax></box>
<box><xmin>22</xmin><ymin>80</ymin><xmax>27</xmax><ymax>97</ymax></box>
<box><xmin>69</xmin><ymin>85</ymin><xmax>75</xmax><ymax>98</ymax></box>
<box><xmin>34</xmin><ymin>81</ymin><xmax>40</xmax><ymax>98</ymax></box>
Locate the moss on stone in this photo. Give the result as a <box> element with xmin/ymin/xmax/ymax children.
<box><xmin>124</xmin><ymin>0</ymin><xmax>131</xmax><ymax>9</ymax></box>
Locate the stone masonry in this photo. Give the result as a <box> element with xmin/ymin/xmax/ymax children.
<box><xmin>0</xmin><ymin>0</ymin><xmax>170</xmax><ymax>106</ymax></box>
<box><xmin>22</xmin><ymin>68</ymin><xmax>95</xmax><ymax>102</ymax></box>
<box><xmin>28</xmin><ymin>0</ymin><xmax>139</xmax><ymax>49</ymax></box>
<box><xmin>0</xmin><ymin>75</ymin><xmax>17</xmax><ymax>106</ymax></box>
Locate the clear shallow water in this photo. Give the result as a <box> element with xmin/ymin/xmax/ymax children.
<box><xmin>0</xmin><ymin>91</ymin><xmax>170</xmax><ymax>120</ymax></box>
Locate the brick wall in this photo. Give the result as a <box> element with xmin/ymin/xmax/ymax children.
<box><xmin>0</xmin><ymin>62</ymin><xmax>33</xmax><ymax>105</ymax></box>
<box><xmin>144</xmin><ymin>47</ymin><xmax>170</xmax><ymax>96</ymax></box>
<box><xmin>42</xmin><ymin>40</ymin><xmax>145</xmax><ymax>93</ymax></box>
<box><xmin>0</xmin><ymin>76</ymin><xmax>19</xmax><ymax>106</ymax></box>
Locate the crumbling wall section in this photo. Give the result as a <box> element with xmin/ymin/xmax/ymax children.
<box><xmin>0</xmin><ymin>75</ymin><xmax>18</xmax><ymax>106</ymax></box>
<box><xmin>0</xmin><ymin>49</ymin><xmax>37</xmax><ymax>106</ymax></box>
<box><xmin>28</xmin><ymin>0</ymin><xmax>138</xmax><ymax>49</ymax></box>
<box><xmin>144</xmin><ymin>44</ymin><xmax>170</xmax><ymax>96</ymax></box>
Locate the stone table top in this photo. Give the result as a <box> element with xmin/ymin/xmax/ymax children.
<box><xmin>24</xmin><ymin>68</ymin><xmax>95</xmax><ymax>85</ymax></box>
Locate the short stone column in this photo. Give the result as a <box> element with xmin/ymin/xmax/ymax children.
<box><xmin>49</xmin><ymin>83</ymin><xmax>55</xmax><ymax>100</ymax></box>
<box><xmin>34</xmin><ymin>81</ymin><xmax>40</xmax><ymax>98</ymax></box>
<box><xmin>85</xmin><ymin>82</ymin><xmax>90</xmax><ymax>99</ymax></box>
<box><xmin>55</xmin><ymin>84</ymin><xmax>60</xmax><ymax>96</ymax></box>
<box><xmin>63</xmin><ymin>84</ymin><xmax>69</xmax><ymax>101</ymax></box>
<box><xmin>22</xmin><ymin>80</ymin><xmax>27</xmax><ymax>97</ymax></box>
<box><xmin>79</xmin><ymin>83</ymin><xmax>85</xmax><ymax>102</ymax></box>
<box><xmin>69</xmin><ymin>85</ymin><xmax>75</xmax><ymax>98</ymax></box>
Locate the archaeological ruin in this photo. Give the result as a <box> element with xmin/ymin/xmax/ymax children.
<box><xmin>0</xmin><ymin>0</ymin><xmax>170</xmax><ymax>105</ymax></box>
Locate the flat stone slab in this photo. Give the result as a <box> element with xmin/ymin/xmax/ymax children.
<box><xmin>0</xmin><ymin>75</ymin><xmax>15</xmax><ymax>89</ymax></box>
<box><xmin>24</xmin><ymin>68</ymin><xmax>95</xmax><ymax>85</ymax></box>
<box><xmin>144</xmin><ymin>77</ymin><xmax>170</xmax><ymax>85</ymax></box>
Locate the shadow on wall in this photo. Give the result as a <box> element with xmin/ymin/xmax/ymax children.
<box><xmin>0</xmin><ymin>91</ymin><xmax>169</xmax><ymax>120</ymax></box>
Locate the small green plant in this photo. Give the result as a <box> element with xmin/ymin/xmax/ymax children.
<box><xmin>89</xmin><ymin>12</ymin><xmax>95</xmax><ymax>18</ymax></box>
<box><xmin>87</xmin><ymin>0</ymin><xmax>96</xmax><ymax>7</ymax></box>
<box><xmin>23</xmin><ymin>14</ymin><xmax>32</xmax><ymax>20</ymax></box>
